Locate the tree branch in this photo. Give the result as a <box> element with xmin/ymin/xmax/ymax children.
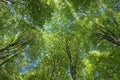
<box><xmin>0</xmin><ymin>53</ymin><xmax>18</xmax><ymax>66</ymax></box>
<box><xmin>93</xmin><ymin>26</ymin><xmax>120</xmax><ymax>47</ymax></box>
<box><xmin>65</xmin><ymin>39</ymin><xmax>76</xmax><ymax>80</ymax></box>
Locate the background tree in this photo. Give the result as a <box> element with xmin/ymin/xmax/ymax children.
<box><xmin>0</xmin><ymin>0</ymin><xmax>120</xmax><ymax>80</ymax></box>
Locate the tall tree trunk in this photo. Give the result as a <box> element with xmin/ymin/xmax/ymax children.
<box><xmin>65</xmin><ymin>40</ymin><xmax>76</xmax><ymax>80</ymax></box>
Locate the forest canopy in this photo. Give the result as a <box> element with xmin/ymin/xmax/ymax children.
<box><xmin>0</xmin><ymin>0</ymin><xmax>120</xmax><ymax>80</ymax></box>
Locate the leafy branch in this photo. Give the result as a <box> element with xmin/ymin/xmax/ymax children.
<box><xmin>65</xmin><ymin>39</ymin><xmax>77</xmax><ymax>80</ymax></box>
<box><xmin>92</xmin><ymin>25</ymin><xmax>120</xmax><ymax>47</ymax></box>
<box><xmin>0</xmin><ymin>33</ymin><xmax>33</xmax><ymax>66</ymax></box>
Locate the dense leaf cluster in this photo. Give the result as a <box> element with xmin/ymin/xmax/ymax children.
<box><xmin>0</xmin><ymin>0</ymin><xmax>120</xmax><ymax>80</ymax></box>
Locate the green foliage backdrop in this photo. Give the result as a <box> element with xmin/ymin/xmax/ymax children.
<box><xmin>0</xmin><ymin>0</ymin><xmax>120</xmax><ymax>80</ymax></box>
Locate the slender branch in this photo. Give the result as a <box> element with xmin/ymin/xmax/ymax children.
<box><xmin>93</xmin><ymin>25</ymin><xmax>120</xmax><ymax>46</ymax></box>
<box><xmin>65</xmin><ymin>39</ymin><xmax>76</xmax><ymax>80</ymax></box>
<box><xmin>0</xmin><ymin>54</ymin><xmax>11</xmax><ymax>59</ymax></box>
<box><xmin>0</xmin><ymin>33</ymin><xmax>33</xmax><ymax>66</ymax></box>
<box><xmin>0</xmin><ymin>53</ymin><xmax>18</xmax><ymax>66</ymax></box>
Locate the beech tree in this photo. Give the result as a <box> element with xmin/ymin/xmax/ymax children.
<box><xmin>0</xmin><ymin>0</ymin><xmax>120</xmax><ymax>80</ymax></box>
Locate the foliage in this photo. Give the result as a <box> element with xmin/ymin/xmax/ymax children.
<box><xmin>0</xmin><ymin>0</ymin><xmax>120</xmax><ymax>80</ymax></box>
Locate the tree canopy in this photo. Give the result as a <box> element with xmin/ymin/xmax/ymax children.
<box><xmin>0</xmin><ymin>0</ymin><xmax>120</xmax><ymax>80</ymax></box>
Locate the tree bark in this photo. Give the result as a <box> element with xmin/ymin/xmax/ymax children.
<box><xmin>65</xmin><ymin>40</ymin><xmax>76</xmax><ymax>80</ymax></box>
